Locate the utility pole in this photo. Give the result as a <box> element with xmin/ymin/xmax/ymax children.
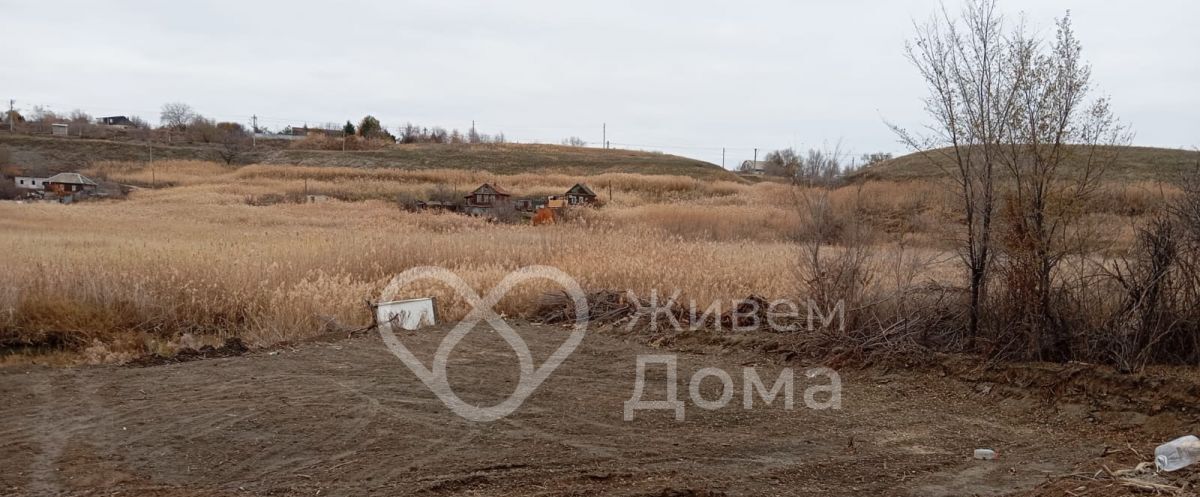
<box><xmin>150</xmin><ymin>123</ymin><xmax>156</xmax><ymax>186</ymax></box>
<box><xmin>602</xmin><ymin>123</ymin><xmax>606</xmax><ymax>149</ymax></box>
<box><xmin>753</xmin><ymin>148</ymin><xmax>758</xmax><ymax>165</ymax></box>
<box><xmin>251</xmin><ymin>115</ymin><xmax>258</xmax><ymax>148</ymax></box>
<box><xmin>7</xmin><ymin>99</ymin><xmax>14</xmax><ymax>133</ymax></box>
<box><xmin>722</xmin><ymin>147</ymin><xmax>726</xmax><ymax>169</ymax></box>
<box><xmin>471</xmin><ymin>120</ymin><xmax>476</xmax><ymax>142</ymax></box>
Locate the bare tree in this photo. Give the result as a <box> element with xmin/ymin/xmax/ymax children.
<box><xmin>891</xmin><ymin>0</ymin><xmax>1023</xmax><ymax>349</ymax></box>
<box><xmin>68</xmin><ymin>109</ymin><xmax>92</xmax><ymax>124</ymax></box>
<box><xmin>127</xmin><ymin>116</ymin><xmax>150</xmax><ymax>129</ymax></box>
<box><xmin>561</xmin><ymin>136</ymin><xmax>587</xmax><ymax>147</ymax></box>
<box><xmin>859</xmin><ymin>152</ymin><xmax>893</xmax><ymax>167</ymax></box>
<box><xmin>797</xmin><ymin>145</ymin><xmax>846</xmax><ymax>185</ymax></box>
<box><xmin>791</xmin><ymin>182</ymin><xmax>876</xmax><ymax>350</ymax></box>
<box><xmin>763</xmin><ymin>148</ymin><xmax>800</xmax><ymax>177</ymax></box>
<box><xmin>429</xmin><ymin>127</ymin><xmax>448</xmax><ymax>143</ymax></box>
<box><xmin>160</xmin><ymin>102</ymin><xmax>196</xmax><ymax>130</ymax></box>
<box><xmin>996</xmin><ymin>15</ymin><xmax>1130</xmax><ymax>360</ymax></box>
<box><xmin>27</xmin><ymin>105</ymin><xmax>61</xmax><ymax>123</ymax></box>
<box><xmin>216</xmin><ymin>124</ymin><xmax>250</xmax><ymax>164</ymax></box>
<box><xmin>0</xmin><ymin>146</ymin><xmax>19</xmax><ymax>199</ymax></box>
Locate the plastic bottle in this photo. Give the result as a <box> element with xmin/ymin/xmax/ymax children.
<box><xmin>1155</xmin><ymin>435</ymin><xmax>1200</xmax><ymax>472</ymax></box>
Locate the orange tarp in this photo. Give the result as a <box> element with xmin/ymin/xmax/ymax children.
<box><xmin>532</xmin><ymin>207</ymin><xmax>556</xmax><ymax>225</ymax></box>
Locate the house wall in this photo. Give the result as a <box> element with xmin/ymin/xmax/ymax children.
<box><xmin>566</xmin><ymin>194</ymin><xmax>595</xmax><ymax>205</ymax></box>
<box><xmin>45</xmin><ymin>183</ymin><xmax>94</xmax><ymax>194</ymax></box>
<box><xmin>15</xmin><ymin>177</ymin><xmax>46</xmax><ymax>190</ymax></box>
<box><xmin>466</xmin><ymin>193</ymin><xmax>510</xmax><ymax>206</ymax></box>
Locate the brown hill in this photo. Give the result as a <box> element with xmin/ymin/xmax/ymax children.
<box><xmin>850</xmin><ymin>145</ymin><xmax>1200</xmax><ymax>183</ymax></box>
<box><xmin>0</xmin><ymin>133</ymin><xmax>737</xmax><ymax>181</ymax></box>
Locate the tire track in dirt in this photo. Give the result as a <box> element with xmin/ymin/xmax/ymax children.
<box><xmin>27</xmin><ymin>371</ymin><xmax>69</xmax><ymax>496</ymax></box>
<box><xmin>18</xmin><ymin>369</ymin><xmax>119</xmax><ymax>496</ymax></box>
<box><xmin>311</xmin><ymin>347</ymin><xmax>492</xmax><ymax>483</ymax></box>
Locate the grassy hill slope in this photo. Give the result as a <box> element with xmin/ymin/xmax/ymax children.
<box><xmin>851</xmin><ymin>145</ymin><xmax>1200</xmax><ymax>183</ymax></box>
<box><xmin>262</xmin><ymin>143</ymin><xmax>736</xmax><ymax>180</ymax></box>
<box><xmin>0</xmin><ymin>134</ymin><xmax>737</xmax><ymax>181</ymax></box>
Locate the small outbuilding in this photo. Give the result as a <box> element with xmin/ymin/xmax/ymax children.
<box><xmin>564</xmin><ymin>183</ymin><xmax>597</xmax><ymax>205</ymax></box>
<box><xmin>51</xmin><ymin>123</ymin><xmax>70</xmax><ymax>136</ymax></box>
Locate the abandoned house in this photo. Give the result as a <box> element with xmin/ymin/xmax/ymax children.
<box><xmin>464</xmin><ymin>183</ymin><xmax>511</xmax><ymax>208</ymax></box>
<box><xmin>565</xmin><ymin>183</ymin><xmax>597</xmax><ymax>205</ymax></box>
<box><xmin>740</xmin><ymin>160</ymin><xmax>768</xmax><ymax>175</ymax></box>
<box><xmin>99</xmin><ymin>116</ymin><xmax>135</xmax><ymax>128</ymax></box>
<box><xmin>43</xmin><ymin>173</ymin><xmax>98</xmax><ymax>195</ymax></box>
<box><xmin>10</xmin><ymin>172</ymin><xmax>99</xmax><ymax>203</ymax></box>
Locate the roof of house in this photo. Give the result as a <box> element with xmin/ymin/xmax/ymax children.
<box><xmin>43</xmin><ymin>173</ymin><xmax>98</xmax><ymax>186</ymax></box>
<box><xmin>468</xmin><ymin>183</ymin><xmax>511</xmax><ymax>196</ymax></box>
<box><xmin>567</xmin><ymin>183</ymin><xmax>597</xmax><ymax>196</ymax></box>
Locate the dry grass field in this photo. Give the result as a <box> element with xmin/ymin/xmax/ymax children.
<box><xmin>0</xmin><ymin>157</ymin><xmax>1180</xmax><ymax>365</ymax></box>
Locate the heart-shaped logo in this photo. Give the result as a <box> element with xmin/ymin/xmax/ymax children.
<box><xmin>377</xmin><ymin>266</ymin><xmax>589</xmax><ymax>422</ymax></box>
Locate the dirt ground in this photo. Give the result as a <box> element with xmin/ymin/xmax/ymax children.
<box><xmin>1</xmin><ymin>323</ymin><xmax>1196</xmax><ymax>497</ymax></box>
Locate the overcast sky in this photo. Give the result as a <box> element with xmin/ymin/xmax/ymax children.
<box><xmin>5</xmin><ymin>0</ymin><xmax>1198</xmax><ymax>167</ymax></box>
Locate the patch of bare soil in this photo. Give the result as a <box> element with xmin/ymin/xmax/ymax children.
<box><xmin>2</xmin><ymin>322</ymin><xmax>1198</xmax><ymax>496</ymax></box>
<box><xmin>126</xmin><ymin>337</ymin><xmax>250</xmax><ymax>367</ymax></box>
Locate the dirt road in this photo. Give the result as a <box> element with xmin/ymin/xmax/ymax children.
<box><xmin>0</xmin><ymin>324</ymin><xmax>1176</xmax><ymax>496</ymax></box>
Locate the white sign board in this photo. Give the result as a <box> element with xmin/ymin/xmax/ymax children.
<box><xmin>373</xmin><ymin>298</ymin><xmax>437</xmax><ymax>331</ymax></box>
